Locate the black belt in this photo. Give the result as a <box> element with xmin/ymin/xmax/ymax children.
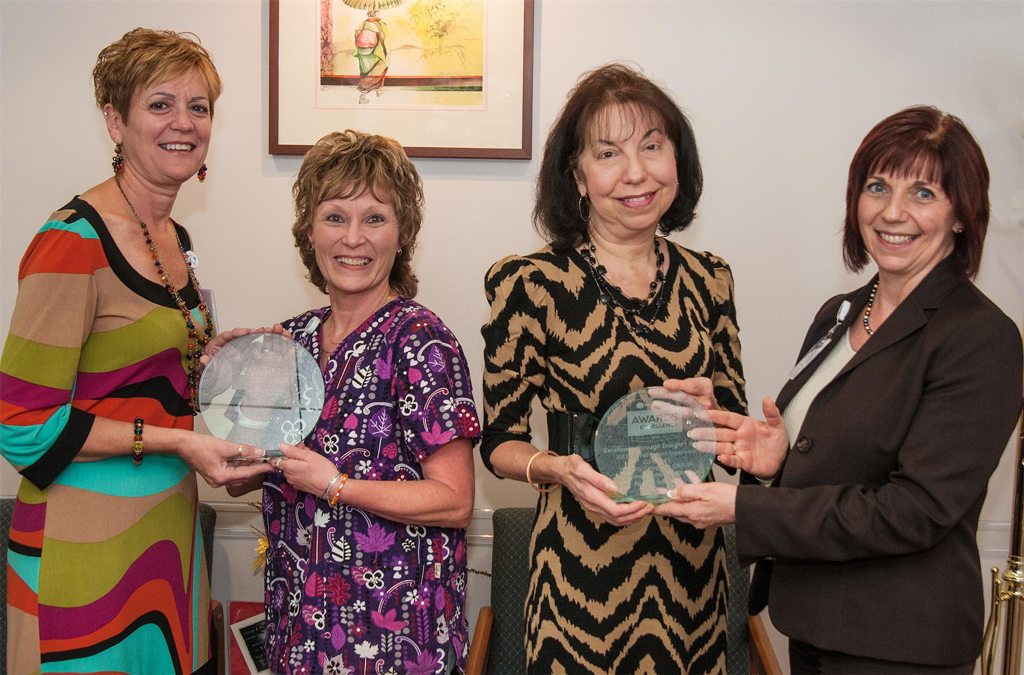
<box><xmin>546</xmin><ymin>411</ymin><xmax>598</xmax><ymax>466</ymax></box>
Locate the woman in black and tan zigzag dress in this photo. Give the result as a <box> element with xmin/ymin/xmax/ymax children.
<box><xmin>481</xmin><ymin>63</ymin><xmax>747</xmax><ymax>674</ymax></box>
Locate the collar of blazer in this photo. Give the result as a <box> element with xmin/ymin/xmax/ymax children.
<box><xmin>776</xmin><ymin>255</ymin><xmax>964</xmax><ymax>412</ymax></box>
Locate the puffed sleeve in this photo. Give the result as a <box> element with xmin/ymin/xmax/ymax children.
<box><xmin>392</xmin><ymin>309</ymin><xmax>480</xmax><ymax>463</ymax></box>
<box><xmin>703</xmin><ymin>253</ymin><xmax>748</xmax><ymax>416</ymax></box>
<box><xmin>479</xmin><ymin>256</ymin><xmax>550</xmax><ymax>474</ymax></box>
<box><xmin>0</xmin><ymin>212</ymin><xmax>100</xmax><ymax>488</ymax></box>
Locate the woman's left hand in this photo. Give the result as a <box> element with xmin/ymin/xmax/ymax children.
<box><xmin>274</xmin><ymin>443</ymin><xmax>339</xmax><ymax>497</ymax></box>
<box><xmin>652</xmin><ymin>482</ymin><xmax>737</xmax><ymax>529</ymax></box>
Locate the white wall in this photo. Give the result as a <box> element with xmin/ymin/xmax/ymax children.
<box><xmin>2</xmin><ymin>1</ymin><xmax>1022</xmax><ymax>671</ymax></box>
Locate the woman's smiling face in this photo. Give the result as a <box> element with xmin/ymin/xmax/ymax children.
<box><xmin>857</xmin><ymin>169</ymin><xmax>958</xmax><ymax>287</ymax></box>
<box><xmin>308</xmin><ymin>189</ymin><xmax>400</xmax><ymax>302</ymax></box>
<box><xmin>573</xmin><ymin>103</ymin><xmax>678</xmax><ymax>240</ymax></box>
<box><xmin>106</xmin><ymin>69</ymin><xmax>212</xmax><ymax>187</ymax></box>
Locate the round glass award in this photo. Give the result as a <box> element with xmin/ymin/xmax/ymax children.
<box><xmin>198</xmin><ymin>333</ymin><xmax>324</xmax><ymax>457</ymax></box>
<box><xmin>593</xmin><ymin>387</ymin><xmax>715</xmax><ymax>503</ymax></box>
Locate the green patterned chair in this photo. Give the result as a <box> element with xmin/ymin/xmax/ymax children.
<box><xmin>466</xmin><ymin>507</ymin><xmax>781</xmax><ymax>675</ymax></box>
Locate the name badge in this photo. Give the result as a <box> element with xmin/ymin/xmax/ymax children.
<box><xmin>788</xmin><ymin>300</ymin><xmax>850</xmax><ymax>380</ymax></box>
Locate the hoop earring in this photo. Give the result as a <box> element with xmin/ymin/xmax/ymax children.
<box><xmin>197</xmin><ymin>163</ymin><xmax>208</xmax><ymax>183</ymax></box>
<box><xmin>577</xmin><ymin>195</ymin><xmax>590</xmax><ymax>223</ymax></box>
<box><xmin>111</xmin><ymin>144</ymin><xmax>123</xmax><ymax>174</ymax></box>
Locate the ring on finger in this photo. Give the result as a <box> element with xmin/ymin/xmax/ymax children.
<box><xmin>236</xmin><ymin>445</ymin><xmax>244</xmax><ymax>460</ymax></box>
<box><xmin>272</xmin><ymin>457</ymin><xmax>283</xmax><ymax>471</ymax></box>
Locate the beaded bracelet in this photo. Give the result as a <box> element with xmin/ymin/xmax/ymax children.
<box><xmin>328</xmin><ymin>474</ymin><xmax>349</xmax><ymax>507</ymax></box>
<box><xmin>525</xmin><ymin>450</ymin><xmax>557</xmax><ymax>492</ymax></box>
<box><xmin>131</xmin><ymin>417</ymin><xmax>144</xmax><ymax>466</ymax></box>
<box><xmin>320</xmin><ymin>471</ymin><xmax>344</xmax><ymax>500</ymax></box>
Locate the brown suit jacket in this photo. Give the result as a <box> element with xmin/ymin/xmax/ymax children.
<box><xmin>737</xmin><ymin>257</ymin><xmax>1022</xmax><ymax>665</ymax></box>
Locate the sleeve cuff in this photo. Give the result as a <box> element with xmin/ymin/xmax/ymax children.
<box><xmin>21</xmin><ymin>408</ymin><xmax>95</xmax><ymax>489</ymax></box>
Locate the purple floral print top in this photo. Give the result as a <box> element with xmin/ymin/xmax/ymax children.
<box><xmin>263</xmin><ymin>298</ymin><xmax>480</xmax><ymax>675</ymax></box>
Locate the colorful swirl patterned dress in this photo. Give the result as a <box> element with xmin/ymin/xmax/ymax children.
<box><xmin>481</xmin><ymin>242</ymin><xmax>747</xmax><ymax>674</ymax></box>
<box><xmin>0</xmin><ymin>198</ymin><xmax>212</xmax><ymax>673</ymax></box>
<box><xmin>264</xmin><ymin>298</ymin><xmax>480</xmax><ymax>675</ymax></box>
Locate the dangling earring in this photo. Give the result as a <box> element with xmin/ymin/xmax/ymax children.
<box><xmin>577</xmin><ymin>195</ymin><xmax>590</xmax><ymax>223</ymax></box>
<box><xmin>111</xmin><ymin>144</ymin><xmax>123</xmax><ymax>174</ymax></box>
<box><xmin>197</xmin><ymin>163</ymin><xmax>208</xmax><ymax>183</ymax></box>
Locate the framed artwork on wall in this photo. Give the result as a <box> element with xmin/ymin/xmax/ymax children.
<box><xmin>270</xmin><ymin>0</ymin><xmax>534</xmax><ymax>159</ymax></box>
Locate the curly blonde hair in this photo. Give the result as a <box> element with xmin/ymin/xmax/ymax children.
<box><xmin>93</xmin><ymin>28</ymin><xmax>222</xmax><ymax>121</ymax></box>
<box><xmin>292</xmin><ymin>130</ymin><xmax>423</xmax><ymax>297</ymax></box>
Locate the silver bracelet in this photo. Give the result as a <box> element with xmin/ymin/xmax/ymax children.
<box><xmin>320</xmin><ymin>471</ymin><xmax>343</xmax><ymax>500</ymax></box>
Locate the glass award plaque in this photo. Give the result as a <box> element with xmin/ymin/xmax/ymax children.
<box><xmin>198</xmin><ymin>333</ymin><xmax>324</xmax><ymax>458</ymax></box>
<box><xmin>593</xmin><ymin>387</ymin><xmax>715</xmax><ymax>503</ymax></box>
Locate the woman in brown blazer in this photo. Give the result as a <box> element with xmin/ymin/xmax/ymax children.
<box><xmin>658</xmin><ymin>107</ymin><xmax>1023</xmax><ymax>673</ymax></box>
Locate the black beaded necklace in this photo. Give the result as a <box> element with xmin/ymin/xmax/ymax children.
<box><xmin>579</xmin><ymin>237</ymin><xmax>667</xmax><ymax>333</ymax></box>
<box><xmin>862</xmin><ymin>280</ymin><xmax>879</xmax><ymax>336</ymax></box>
<box><xmin>116</xmin><ymin>177</ymin><xmax>213</xmax><ymax>413</ymax></box>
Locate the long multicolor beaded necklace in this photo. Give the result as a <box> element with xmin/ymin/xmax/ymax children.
<box><xmin>580</xmin><ymin>237</ymin><xmax>667</xmax><ymax>334</ymax></box>
<box><xmin>116</xmin><ymin>177</ymin><xmax>213</xmax><ymax>413</ymax></box>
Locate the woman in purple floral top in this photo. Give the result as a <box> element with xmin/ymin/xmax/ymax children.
<box><xmin>229</xmin><ymin>130</ymin><xmax>479</xmax><ymax>674</ymax></box>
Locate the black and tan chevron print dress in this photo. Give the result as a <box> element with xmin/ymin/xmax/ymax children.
<box><xmin>481</xmin><ymin>241</ymin><xmax>747</xmax><ymax>674</ymax></box>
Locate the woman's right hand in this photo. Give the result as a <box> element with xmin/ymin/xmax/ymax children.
<box><xmin>551</xmin><ymin>454</ymin><xmax>654</xmax><ymax>526</ymax></box>
<box><xmin>690</xmin><ymin>396</ymin><xmax>789</xmax><ymax>480</ymax></box>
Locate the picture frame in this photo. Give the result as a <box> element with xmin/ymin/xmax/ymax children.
<box><xmin>228</xmin><ymin>601</ymin><xmax>270</xmax><ymax>675</ymax></box>
<box><xmin>269</xmin><ymin>0</ymin><xmax>534</xmax><ymax>159</ymax></box>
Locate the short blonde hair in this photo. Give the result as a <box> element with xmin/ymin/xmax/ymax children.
<box><xmin>292</xmin><ymin>130</ymin><xmax>423</xmax><ymax>298</ymax></box>
<box><xmin>93</xmin><ymin>28</ymin><xmax>222</xmax><ymax>121</ymax></box>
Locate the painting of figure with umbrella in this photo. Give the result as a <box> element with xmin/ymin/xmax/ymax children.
<box><xmin>320</xmin><ymin>0</ymin><xmax>484</xmax><ymax>107</ymax></box>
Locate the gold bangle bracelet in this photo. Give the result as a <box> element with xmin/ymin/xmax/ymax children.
<box><xmin>525</xmin><ymin>450</ymin><xmax>557</xmax><ymax>492</ymax></box>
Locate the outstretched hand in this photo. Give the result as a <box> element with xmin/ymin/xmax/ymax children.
<box><xmin>689</xmin><ymin>397</ymin><xmax>789</xmax><ymax>480</ymax></box>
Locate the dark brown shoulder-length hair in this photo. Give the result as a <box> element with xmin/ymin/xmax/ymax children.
<box><xmin>843</xmin><ymin>105</ymin><xmax>990</xmax><ymax>280</ymax></box>
<box><xmin>534</xmin><ymin>63</ymin><xmax>702</xmax><ymax>250</ymax></box>
<box><xmin>292</xmin><ymin>130</ymin><xmax>423</xmax><ymax>297</ymax></box>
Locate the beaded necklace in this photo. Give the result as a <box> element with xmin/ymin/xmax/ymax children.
<box><xmin>116</xmin><ymin>177</ymin><xmax>213</xmax><ymax>413</ymax></box>
<box><xmin>862</xmin><ymin>280</ymin><xmax>879</xmax><ymax>335</ymax></box>
<box><xmin>579</xmin><ymin>237</ymin><xmax>666</xmax><ymax>333</ymax></box>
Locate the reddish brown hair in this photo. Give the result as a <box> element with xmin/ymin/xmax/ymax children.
<box><xmin>843</xmin><ymin>106</ymin><xmax>989</xmax><ymax>279</ymax></box>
